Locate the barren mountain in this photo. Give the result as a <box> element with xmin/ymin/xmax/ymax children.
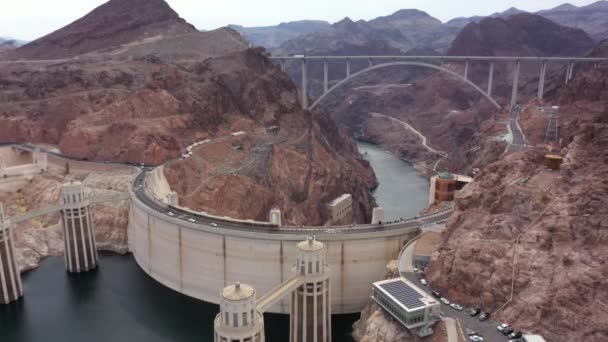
<box><xmin>537</xmin><ymin>1</ymin><xmax>608</xmax><ymax>42</ymax></box>
<box><xmin>448</xmin><ymin>13</ymin><xmax>594</xmax><ymax>57</ymax></box>
<box><xmin>427</xmin><ymin>41</ymin><xmax>608</xmax><ymax>342</ymax></box>
<box><xmin>229</xmin><ymin>20</ymin><xmax>331</xmax><ymax>48</ymax></box>
<box><xmin>14</xmin><ymin>0</ymin><xmax>196</xmax><ymax>59</ymax></box>
<box><xmin>274</xmin><ymin>9</ymin><xmax>459</xmax><ymax>56</ymax></box>
<box><xmin>0</xmin><ymin>0</ymin><xmax>378</xmax><ymax>225</ymax></box>
<box><xmin>353</xmin><ymin>39</ymin><xmax>608</xmax><ymax>342</ymax></box>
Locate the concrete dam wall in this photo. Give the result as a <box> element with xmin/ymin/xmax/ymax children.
<box><xmin>129</xmin><ymin>194</ymin><xmax>419</xmax><ymax>314</ymax></box>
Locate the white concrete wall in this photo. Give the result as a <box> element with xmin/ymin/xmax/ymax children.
<box><xmin>146</xmin><ymin>166</ymin><xmax>173</xmax><ymax>203</ymax></box>
<box><xmin>129</xmin><ymin>194</ymin><xmax>419</xmax><ymax>314</ymax></box>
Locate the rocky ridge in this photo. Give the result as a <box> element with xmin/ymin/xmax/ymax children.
<box><xmin>426</xmin><ymin>42</ymin><xmax>608</xmax><ymax>342</ymax></box>
<box><xmin>0</xmin><ymin>0</ymin><xmax>378</xmax><ymax>226</ymax></box>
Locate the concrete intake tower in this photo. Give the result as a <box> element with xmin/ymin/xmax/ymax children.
<box><xmin>0</xmin><ymin>203</ymin><xmax>23</xmax><ymax>304</ymax></box>
<box><xmin>61</xmin><ymin>182</ymin><xmax>98</xmax><ymax>273</ymax></box>
<box><xmin>291</xmin><ymin>238</ymin><xmax>331</xmax><ymax>342</ymax></box>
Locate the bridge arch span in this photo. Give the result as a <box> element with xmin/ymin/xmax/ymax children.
<box><xmin>308</xmin><ymin>61</ymin><xmax>502</xmax><ymax>110</ymax></box>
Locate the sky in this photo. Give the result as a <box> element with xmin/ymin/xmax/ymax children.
<box><xmin>0</xmin><ymin>0</ymin><xmax>601</xmax><ymax>41</ymax></box>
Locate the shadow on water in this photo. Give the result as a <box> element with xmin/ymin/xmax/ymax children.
<box><xmin>1</xmin><ymin>253</ymin><xmax>358</xmax><ymax>342</ymax></box>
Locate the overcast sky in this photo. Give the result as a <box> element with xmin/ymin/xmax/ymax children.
<box><xmin>1</xmin><ymin>0</ymin><xmax>601</xmax><ymax>41</ymax></box>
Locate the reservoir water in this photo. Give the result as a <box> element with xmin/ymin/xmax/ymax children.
<box><xmin>1</xmin><ymin>143</ymin><xmax>429</xmax><ymax>342</ymax></box>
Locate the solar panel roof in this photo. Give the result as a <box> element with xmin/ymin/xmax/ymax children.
<box><xmin>380</xmin><ymin>280</ymin><xmax>425</xmax><ymax>310</ymax></box>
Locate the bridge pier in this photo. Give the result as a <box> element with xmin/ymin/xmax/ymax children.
<box><xmin>323</xmin><ymin>59</ymin><xmax>328</xmax><ymax>94</ymax></box>
<box><xmin>346</xmin><ymin>58</ymin><xmax>351</xmax><ymax>78</ymax></box>
<box><xmin>511</xmin><ymin>60</ymin><xmax>521</xmax><ymax>108</ymax></box>
<box><xmin>565</xmin><ymin>62</ymin><xmax>574</xmax><ymax>84</ymax></box>
<box><xmin>61</xmin><ymin>182</ymin><xmax>98</xmax><ymax>273</ymax></box>
<box><xmin>538</xmin><ymin>61</ymin><xmax>548</xmax><ymax>100</ymax></box>
<box><xmin>463</xmin><ymin>60</ymin><xmax>469</xmax><ymax>81</ymax></box>
<box><xmin>301</xmin><ymin>59</ymin><xmax>308</xmax><ymax>110</ymax></box>
<box><xmin>0</xmin><ymin>203</ymin><xmax>23</xmax><ymax>304</ymax></box>
<box><xmin>368</xmin><ymin>58</ymin><xmax>373</xmax><ymax>68</ymax></box>
<box><xmin>487</xmin><ymin>61</ymin><xmax>494</xmax><ymax>97</ymax></box>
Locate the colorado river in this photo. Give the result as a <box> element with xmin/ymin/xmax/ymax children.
<box><xmin>357</xmin><ymin>142</ymin><xmax>430</xmax><ymax>220</ymax></box>
<box><xmin>1</xmin><ymin>143</ymin><xmax>428</xmax><ymax>342</ymax></box>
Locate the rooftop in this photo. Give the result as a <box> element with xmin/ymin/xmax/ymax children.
<box><xmin>221</xmin><ymin>282</ymin><xmax>255</xmax><ymax>301</ymax></box>
<box><xmin>297</xmin><ymin>238</ymin><xmax>324</xmax><ymax>252</ymax></box>
<box><xmin>374</xmin><ymin>277</ymin><xmax>438</xmax><ymax>312</ymax></box>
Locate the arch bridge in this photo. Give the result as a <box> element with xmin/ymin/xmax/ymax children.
<box><xmin>271</xmin><ymin>55</ymin><xmax>607</xmax><ymax>110</ymax></box>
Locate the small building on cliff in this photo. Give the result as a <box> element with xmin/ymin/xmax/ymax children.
<box><xmin>371</xmin><ymin>277</ymin><xmax>440</xmax><ymax>337</ymax></box>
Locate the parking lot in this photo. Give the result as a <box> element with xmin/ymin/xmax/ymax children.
<box><xmin>402</xmin><ymin>272</ymin><xmax>515</xmax><ymax>342</ymax></box>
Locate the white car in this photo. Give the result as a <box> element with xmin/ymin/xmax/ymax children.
<box><xmin>210</xmin><ymin>222</ymin><xmax>218</xmax><ymax>227</ymax></box>
<box><xmin>188</xmin><ymin>218</ymin><xmax>196</xmax><ymax>223</ymax></box>
<box><xmin>469</xmin><ymin>336</ymin><xmax>484</xmax><ymax>342</ymax></box>
<box><xmin>167</xmin><ymin>212</ymin><xmax>175</xmax><ymax>217</ymax></box>
<box><xmin>497</xmin><ymin>323</ymin><xmax>512</xmax><ymax>332</ymax></box>
<box><xmin>450</xmin><ymin>303</ymin><xmax>464</xmax><ymax>311</ymax></box>
<box><xmin>440</xmin><ymin>297</ymin><xmax>450</xmax><ymax>305</ymax></box>
<box><xmin>420</xmin><ymin>279</ymin><xmax>427</xmax><ymax>285</ymax></box>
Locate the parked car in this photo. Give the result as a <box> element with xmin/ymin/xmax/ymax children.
<box><xmin>469</xmin><ymin>308</ymin><xmax>481</xmax><ymax>317</ymax></box>
<box><xmin>167</xmin><ymin>212</ymin><xmax>175</xmax><ymax>217</ymax></box>
<box><xmin>479</xmin><ymin>312</ymin><xmax>490</xmax><ymax>321</ymax></box>
<box><xmin>497</xmin><ymin>324</ymin><xmax>512</xmax><ymax>332</ymax></box>
<box><xmin>210</xmin><ymin>222</ymin><xmax>218</xmax><ymax>227</ymax></box>
<box><xmin>431</xmin><ymin>291</ymin><xmax>441</xmax><ymax>298</ymax></box>
<box><xmin>188</xmin><ymin>218</ymin><xmax>196</xmax><ymax>223</ymax></box>
<box><xmin>502</xmin><ymin>327</ymin><xmax>514</xmax><ymax>335</ymax></box>
<box><xmin>440</xmin><ymin>297</ymin><xmax>450</xmax><ymax>305</ymax></box>
<box><xmin>420</xmin><ymin>279</ymin><xmax>427</xmax><ymax>285</ymax></box>
<box><xmin>469</xmin><ymin>335</ymin><xmax>484</xmax><ymax>342</ymax></box>
<box><xmin>450</xmin><ymin>303</ymin><xmax>464</xmax><ymax>311</ymax></box>
<box><xmin>508</xmin><ymin>332</ymin><xmax>523</xmax><ymax>339</ymax></box>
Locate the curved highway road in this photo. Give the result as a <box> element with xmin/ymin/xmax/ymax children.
<box><xmin>3</xmin><ymin>142</ymin><xmax>454</xmax><ymax>235</ymax></box>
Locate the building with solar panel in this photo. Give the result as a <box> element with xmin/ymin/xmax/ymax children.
<box><xmin>371</xmin><ymin>277</ymin><xmax>441</xmax><ymax>337</ymax></box>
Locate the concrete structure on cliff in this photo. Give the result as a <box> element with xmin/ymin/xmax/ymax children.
<box><xmin>0</xmin><ymin>147</ymin><xmax>47</xmax><ymax>179</ymax></box>
<box><xmin>0</xmin><ymin>203</ymin><xmax>23</xmax><ymax>304</ymax></box>
<box><xmin>429</xmin><ymin>172</ymin><xmax>473</xmax><ymax>205</ymax></box>
<box><xmin>215</xmin><ymin>237</ymin><xmax>331</xmax><ymax>342</ymax></box>
<box><xmin>372</xmin><ymin>277</ymin><xmax>440</xmax><ymax>337</ymax></box>
<box><xmin>61</xmin><ymin>182</ymin><xmax>98</xmax><ymax>273</ymax></box>
<box><xmin>327</xmin><ymin>194</ymin><xmax>352</xmax><ymax>225</ymax></box>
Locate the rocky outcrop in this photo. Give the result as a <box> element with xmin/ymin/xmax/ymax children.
<box><xmin>426</xmin><ymin>43</ymin><xmax>608</xmax><ymax>342</ymax></box>
<box><xmin>161</xmin><ymin>51</ymin><xmax>378</xmax><ymax>225</ymax></box>
<box><xmin>0</xmin><ymin>0</ymin><xmax>378</xmax><ymax>226</ymax></box>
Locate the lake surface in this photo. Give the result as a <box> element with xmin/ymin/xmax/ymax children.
<box><xmin>1</xmin><ymin>143</ymin><xmax>428</xmax><ymax>342</ymax></box>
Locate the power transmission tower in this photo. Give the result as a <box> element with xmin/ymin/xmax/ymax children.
<box><xmin>543</xmin><ymin>106</ymin><xmax>560</xmax><ymax>146</ymax></box>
